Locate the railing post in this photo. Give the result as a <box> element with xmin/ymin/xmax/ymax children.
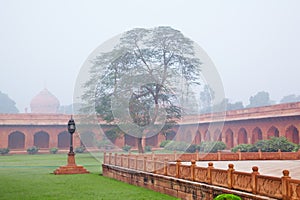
<box><xmin>153</xmin><ymin>157</ymin><xmax>157</xmax><ymax>173</ymax></box>
<box><xmin>120</xmin><ymin>154</ymin><xmax>124</xmax><ymax>167</ymax></box>
<box><xmin>278</xmin><ymin>149</ymin><xmax>282</xmax><ymax>160</ymax></box>
<box><xmin>207</xmin><ymin>162</ymin><xmax>214</xmax><ymax>184</ymax></box>
<box><xmin>191</xmin><ymin>160</ymin><xmax>196</xmax><ymax>181</ymax></box>
<box><xmin>135</xmin><ymin>155</ymin><xmax>138</xmax><ymax>170</ymax></box>
<box><xmin>227</xmin><ymin>164</ymin><xmax>234</xmax><ymax>189</ymax></box>
<box><xmin>103</xmin><ymin>152</ymin><xmax>107</xmax><ymax>164</ymax></box>
<box><xmin>151</xmin><ymin>152</ymin><xmax>155</xmax><ymax>160</ymax></box>
<box><xmin>143</xmin><ymin>156</ymin><xmax>147</xmax><ymax>172</ymax></box>
<box><xmin>258</xmin><ymin>149</ymin><xmax>262</xmax><ymax>159</ymax></box>
<box><xmin>127</xmin><ymin>154</ymin><xmax>130</xmax><ymax>168</ymax></box>
<box><xmin>251</xmin><ymin>166</ymin><xmax>259</xmax><ymax>194</ymax></box>
<box><xmin>238</xmin><ymin>149</ymin><xmax>241</xmax><ymax>160</ymax></box>
<box><xmin>281</xmin><ymin>170</ymin><xmax>291</xmax><ymax>200</ymax></box>
<box><xmin>114</xmin><ymin>153</ymin><xmax>117</xmax><ymax>165</ymax></box>
<box><xmin>217</xmin><ymin>150</ymin><xmax>221</xmax><ymax>161</ymax></box>
<box><xmin>164</xmin><ymin>158</ymin><xmax>168</xmax><ymax>176</ymax></box>
<box><xmin>176</xmin><ymin>159</ymin><xmax>181</xmax><ymax>178</ymax></box>
<box><xmin>109</xmin><ymin>152</ymin><xmax>112</xmax><ymax>165</ymax></box>
<box><xmin>196</xmin><ymin>149</ymin><xmax>199</xmax><ymax>161</ymax></box>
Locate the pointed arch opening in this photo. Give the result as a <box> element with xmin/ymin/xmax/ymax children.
<box><xmin>58</xmin><ymin>131</ymin><xmax>69</xmax><ymax>148</ymax></box>
<box><xmin>225</xmin><ymin>129</ymin><xmax>234</xmax><ymax>148</ymax></box>
<box><xmin>252</xmin><ymin>127</ymin><xmax>262</xmax><ymax>144</ymax></box>
<box><xmin>34</xmin><ymin>131</ymin><xmax>49</xmax><ymax>148</ymax></box>
<box><xmin>286</xmin><ymin>125</ymin><xmax>299</xmax><ymax>144</ymax></box>
<box><xmin>238</xmin><ymin>128</ymin><xmax>248</xmax><ymax>144</ymax></box>
<box><xmin>267</xmin><ymin>126</ymin><xmax>279</xmax><ymax>139</ymax></box>
<box><xmin>146</xmin><ymin>132</ymin><xmax>158</xmax><ymax>147</ymax></box>
<box><xmin>80</xmin><ymin>131</ymin><xmax>96</xmax><ymax>147</ymax></box>
<box><xmin>194</xmin><ymin>130</ymin><xmax>201</xmax><ymax>144</ymax></box>
<box><xmin>204</xmin><ymin>130</ymin><xmax>211</xmax><ymax>142</ymax></box>
<box><xmin>8</xmin><ymin>131</ymin><xmax>25</xmax><ymax>149</ymax></box>
<box><xmin>213</xmin><ymin>129</ymin><xmax>222</xmax><ymax>141</ymax></box>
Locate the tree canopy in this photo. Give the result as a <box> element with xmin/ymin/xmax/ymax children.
<box><xmin>82</xmin><ymin>26</ymin><xmax>202</xmax><ymax>152</ymax></box>
<box><xmin>0</xmin><ymin>91</ymin><xmax>19</xmax><ymax>113</ymax></box>
<box><xmin>280</xmin><ymin>94</ymin><xmax>300</xmax><ymax>103</ymax></box>
<box><xmin>247</xmin><ymin>91</ymin><xmax>274</xmax><ymax>108</ymax></box>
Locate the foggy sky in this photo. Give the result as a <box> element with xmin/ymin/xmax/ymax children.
<box><xmin>1</xmin><ymin>0</ymin><xmax>300</xmax><ymax>112</ymax></box>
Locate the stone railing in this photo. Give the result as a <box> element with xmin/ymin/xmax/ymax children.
<box><xmin>104</xmin><ymin>150</ymin><xmax>300</xmax><ymax>164</ymax></box>
<box><xmin>103</xmin><ymin>152</ymin><xmax>300</xmax><ymax>200</ymax></box>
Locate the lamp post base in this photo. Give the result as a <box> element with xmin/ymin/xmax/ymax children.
<box><xmin>53</xmin><ymin>152</ymin><xmax>89</xmax><ymax>175</ymax></box>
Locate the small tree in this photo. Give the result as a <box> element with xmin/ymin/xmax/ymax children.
<box><xmin>0</xmin><ymin>148</ymin><xmax>9</xmax><ymax>155</ymax></box>
<box><xmin>199</xmin><ymin>141</ymin><xmax>226</xmax><ymax>153</ymax></box>
<box><xmin>214</xmin><ymin>194</ymin><xmax>242</xmax><ymax>200</ymax></box>
<box><xmin>49</xmin><ymin>147</ymin><xmax>58</xmax><ymax>154</ymax></box>
<box><xmin>231</xmin><ymin>144</ymin><xmax>254</xmax><ymax>152</ymax></box>
<box><xmin>27</xmin><ymin>146</ymin><xmax>39</xmax><ymax>154</ymax></box>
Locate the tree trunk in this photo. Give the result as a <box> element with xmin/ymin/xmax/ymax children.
<box><xmin>137</xmin><ymin>137</ymin><xmax>144</xmax><ymax>153</ymax></box>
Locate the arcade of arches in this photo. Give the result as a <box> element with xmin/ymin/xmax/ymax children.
<box><xmin>0</xmin><ymin>102</ymin><xmax>300</xmax><ymax>151</ymax></box>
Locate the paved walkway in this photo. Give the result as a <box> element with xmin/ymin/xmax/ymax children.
<box><xmin>195</xmin><ymin>160</ymin><xmax>300</xmax><ymax>179</ymax></box>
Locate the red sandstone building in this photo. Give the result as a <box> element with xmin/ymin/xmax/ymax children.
<box><xmin>0</xmin><ymin>89</ymin><xmax>299</xmax><ymax>152</ymax></box>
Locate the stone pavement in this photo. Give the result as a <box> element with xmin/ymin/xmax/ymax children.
<box><xmin>195</xmin><ymin>160</ymin><xmax>300</xmax><ymax>179</ymax></box>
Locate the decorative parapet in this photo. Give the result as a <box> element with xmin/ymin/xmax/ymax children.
<box><xmin>103</xmin><ymin>152</ymin><xmax>300</xmax><ymax>199</ymax></box>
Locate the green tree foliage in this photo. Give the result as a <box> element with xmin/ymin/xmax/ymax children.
<box><xmin>280</xmin><ymin>94</ymin><xmax>300</xmax><ymax>103</ymax></box>
<box><xmin>214</xmin><ymin>194</ymin><xmax>242</xmax><ymax>200</ymax></box>
<box><xmin>232</xmin><ymin>137</ymin><xmax>297</xmax><ymax>152</ymax></box>
<box><xmin>27</xmin><ymin>146</ymin><xmax>39</xmax><ymax>154</ymax></box>
<box><xmin>82</xmin><ymin>27</ymin><xmax>202</xmax><ymax>153</ymax></box>
<box><xmin>200</xmin><ymin>85</ymin><xmax>215</xmax><ymax>113</ymax></box>
<box><xmin>0</xmin><ymin>148</ymin><xmax>10</xmax><ymax>155</ymax></box>
<box><xmin>199</xmin><ymin>141</ymin><xmax>226</xmax><ymax>153</ymax></box>
<box><xmin>247</xmin><ymin>91</ymin><xmax>274</xmax><ymax>108</ymax></box>
<box><xmin>104</xmin><ymin>127</ymin><xmax>123</xmax><ymax>143</ymax></box>
<box><xmin>0</xmin><ymin>91</ymin><xmax>19</xmax><ymax>113</ymax></box>
<box><xmin>213</xmin><ymin>98</ymin><xmax>244</xmax><ymax>112</ymax></box>
<box><xmin>231</xmin><ymin>144</ymin><xmax>257</xmax><ymax>152</ymax></box>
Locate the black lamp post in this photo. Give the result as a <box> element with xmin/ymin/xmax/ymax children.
<box><xmin>67</xmin><ymin>116</ymin><xmax>76</xmax><ymax>154</ymax></box>
<box><xmin>53</xmin><ymin>116</ymin><xmax>89</xmax><ymax>174</ymax></box>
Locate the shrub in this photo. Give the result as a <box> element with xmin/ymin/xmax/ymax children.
<box><xmin>104</xmin><ymin>128</ymin><xmax>122</xmax><ymax>142</ymax></box>
<box><xmin>159</xmin><ymin>140</ymin><xmax>171</xmax><ymax>148</ymax></box>
<box><xmin>144</xmin><ymin>146</ymin><xmax>152</xmax><ymax>152</ymax></box>
<box><xmin>199</xmin><ymin>141</ymin><xmax>226</xmax><ymax>153</ymax></box>
<box><xmin>164</xmin><ymin>141</ymin><xmax>190</xmax><ymax>152</ymax></box>
<box><xmin>214</xmin><ymin>194</ymin><xmax>242</xmax><ymax>200</ymax></box>
<box><xmin>122</xmin><ymin>145</ymin><xmax>131</xmax><ymax>152</ymax></box>
<box><xmin>259</xmin><ymin>136</ymin><xmax>296</xmax><ymax>152</ymax></box>
<box><xmin>49</xmin><ymin>147</ymin><xmax>58</xmax><ymax>154</ymax></box>
<box><xmin>75</xmin><ymin>146</ymin><xmax>86</xmax><ymax>153</ymax></box>
<box><xmin>231</xmin><ymin>144</ymin><xmax>254</xmax><ymax>152</ymax></box>
<box><xmin>27</xmin><ymin>146</ymin><xmax>39</xmax><ymax>154</ymax></box>
<box><xmin>0</xmin><ymin>148</ymin><xmax>9</xmax><ymax>155</ymax></box>
<box><xmin>186</xmin><ymin>144</ymin><xmax>197</xmax><ymax>153</ymax></box>
<box><xmin>96</xmin><ymin>139</ymin><xmax>114</xmax><ymax>150</ymax></box>
<box><xmin>232</xmin><ymin>137</ymin><xmax>297</xmax><ymax>153</ymax></box>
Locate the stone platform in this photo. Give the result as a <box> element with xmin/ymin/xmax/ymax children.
<box><xmin>53</xmin><ymin>152</ymin><xmax>89</xmax><ymax>175</ymax></box>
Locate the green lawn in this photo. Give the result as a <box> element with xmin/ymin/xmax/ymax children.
<box><xmin>0</xmin><ymin>153</ymin><xmax>178</xmax><ymax>200</ymax></box>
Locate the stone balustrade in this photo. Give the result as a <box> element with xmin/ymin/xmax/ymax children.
<box><xmin>103</xmin><ymin>152</ymin><xmax>300</xmax><ymax>199</ymax></box>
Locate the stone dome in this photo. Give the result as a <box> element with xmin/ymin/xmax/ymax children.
<box><xmin>30</xmin><ymin>88</ymin><xmax>60</xmax><ymax>113</ymax></box>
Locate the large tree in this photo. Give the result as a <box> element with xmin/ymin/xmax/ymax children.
<box><xmin>247</xmin><ymin>91</ymin><xmax>274</xmax><ymax>108</ymax></box>
<box><xmin>82</xmin><ymin>27</ymin><xmax>202</xmax><ymax>153</ymax></box>
<box><xmin>0</xmin><ymin>91</ymin><xmax>19</xmax><ymax>113</ymax></box>
<box><xmin>280</xmin><ymin>94</ymin><xmax>300</xmax><ymax>104</ymax></box>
